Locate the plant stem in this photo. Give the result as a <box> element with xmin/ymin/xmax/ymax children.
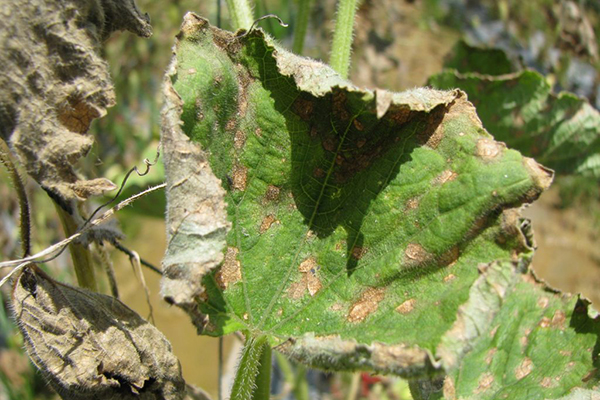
<box><xmin>230</xmin><ymin>335</ymin><xmax>271</xmax><ymax>400</ymax></box>
<box><xmin>55</xmin><ymin>205</ymin><xmax>97</xmax><ymax>292</ymax></box>
<box><xmin>0</xmin><ymin>139</ymin><xmax>31</xmax><ymax>257</ymax></box>
<box><xmin>292</xmin><ymin>0</ymin><xmax>312</xmax><ymax>54</ymax></box>
<box><xmin>329</xmin><ymin>0</ymin><xmax>361</xmax><ymax>79</ymax></box>
<box><xmin>252</xmin><ymin>338</ymin><xmax>271</xmax><ymax>400</ymax></box>
<box><xmin>225</xmin><ymin>0</ymin><xmax>255</xmax><ymax>30</ymax></box>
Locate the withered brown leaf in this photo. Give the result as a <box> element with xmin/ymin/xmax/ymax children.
<box><xmin>12</xmin><ymin>267</ymin><xmax>185</xmax><ymax>400</ymax></box>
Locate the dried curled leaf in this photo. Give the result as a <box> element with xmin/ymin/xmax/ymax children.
<box><xmin>0</xmin><ymin>0</ymin><xmax>151</xmax><ymax>213</ymax></box>
<box><xmin>12</xmin><ymin>267</ymin><xmax>185</xmax><ymax>400</ymax></box>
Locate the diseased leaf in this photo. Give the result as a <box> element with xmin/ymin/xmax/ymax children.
<box><xmin>437</xmin><ymin>270</ymin><xmax>600</xmax><ymax>400</ymax></box>
<box><xmin>161</xmin><ymin>14</ymin><xmax>552</xmax><ymax>376</ymax></box>
<box><xmin>429</xmin><ymin>69</ymin><xmax>600</xmax><ymax>178</ymax></box>
<box><xmin>0</xmin><ymin>0</ymin><xmax>151</xmax><ymax>213</ymax></box>
<box><xmin>12</xmin><ymin>266</ymin><xmax>185</xmax><ymax>400</ymax></box>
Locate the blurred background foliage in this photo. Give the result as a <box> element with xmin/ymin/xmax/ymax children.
<box><xmin>1</xmin><ymin>0</ymin><xmax>599</xmax><ymax>398</ymax></box>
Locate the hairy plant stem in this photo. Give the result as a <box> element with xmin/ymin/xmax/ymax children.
<box><xmin>329</xmin><ymin>0</ymin><xmax>361</xmax><ymax>79</ymax></box>
<box><xmin>292</xmin><ymin>0</ymin><xmax>313</xmax><ymax>54</ymax></box>
<box><xmin>0</xmin><ymin>139</ymin><xmax>31</xmax><ymax>257</ymax></box>
<box><xmin>226</xmin><ymin>0</ymin><xmax>254</xmax><ymax>30</ymax></box>
<box><xmin>55</xmin><ymin>205</ymin><xmax>97</xmax><ymax>292</ymax></box>
<box><xmin>230</xmin><ymin>335</ymin><xmax>271</xmax><ymax>400</ymax></box>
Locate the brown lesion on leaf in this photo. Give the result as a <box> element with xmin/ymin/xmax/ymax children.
<box><xmin>490</xmin><ymin>325</ymin><xmax>499</xmax><ymax>338</ymax></box>
<box><xmin>443</xmin><ymin>274</ymin><xmax>456</xmax><ymax>283</ymax></box>
<box><xmin>540</xmin><ymin>377</ymin><xmax>554</xmax><ymax>388</ymax></box>
<box><xmin>231</xmin><ymin>163</ymin><xmax>247</xmax><ymax>191</ymax></box>
<box><xmin>537</xmin><ymin>297</ymin><xmax>549</xmax><ymax>309</ymax></box>
<box><xmin>433</xmin><ymin>169</ymin><xmax>458</xmax><ymax>185</ymax></box>
<box><xmin>259</xmin><ymin>215</ymin><xmax>278</xmax><ymax>234</ymax></box>
<box><xmin>264</xmin><ymin>185</ymin><xmax>281</xmax><ymax>201</ymax></box>
<box><xmin>404</xmin><ymin>243</ymin><xmax>432</xmax><ymax>266</ymax></box>
<box><xmin>353</xmin><ymin>118</ymin><xmax>364</xmax><ymax>131</ymax></box>
<box><xmin>405</xmin><ymin>197</ymin><xmax>420</xmax><ymax>211</ymax></box>
<box><xmin>293</xmin><ymin>96</ymin><xmax>314</xmax><ymax>121</ymax></box>
<box><xmin>485</xmin><ymin>348</ymin><xmax>497</xmax><ymax>365</ymax></box>
<box><xmin>351</xmin><ymin>246</ymin><xmax>367</xmax><ymax>260</ymax></box>
<box><xmin>515</xmin><ymin>357</ymin><xmax>533</xmax><ymax>380</ymax></box>
<box><xmin>395</xmin><ymin>298</ymin><xmax>416</xmax><ymax>314</ymax></box>
<box><xmin>330</xmin><ymin>303</ymin><xmax>344</xmax><ymax>312</ymax></box>
<box><xmin>313</xmin><ymin>167</ymin><xmax>325</xmax><ymax>178</ymax></box>
<box><xmin>332</xmin><ymin>89</ymin><xmax>350</xmax><ymax>121</ymax></box>
<box><xmin>234</xmin><ymin>130</ymin><xmax>246</xmax><ymax>149</ymax></box>
<box><xmin>476</xmin><ymin>138</ymin><xmax>504</xmax><ymax>160</ymax></box>
<box><xmin>474</xmin><ymin>372</ymin><xmax>494</xmax><ymax>394</ymax></box>
<box><xmin>226</xmin><ymin>119</ymin><xmax>236</xmax><ymax>131</ymax></box>
<box><xmin>347</xmin><ymin>287</ymin><xmax>386</xmax><ymax>323</ymax></box>
<box><xmin>385</xmin><ymin>105</ymin><xmax>411</xmax><ymax>125</ymax></box>
<box><xmin>523</xmin><ymin>157</ymin><xmax>553</xmax><ymax>194</ymax></box>
<box><xmin>216</xmin><ymin>247</ymin><xmax>242</xmax><ymax>289</ymax></box>
<box><xmin>550</xmin><ymin>310</ymin><xmax>566</xmax><ymax>329</ymax></box>
<box><xmin>288</xmin><ymin>257</ymin><xmax>322</xmax><ymax>300</ymax></box>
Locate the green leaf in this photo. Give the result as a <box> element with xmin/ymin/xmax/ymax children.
<box><xmin>442</xmin><ymin>40</ymin><xmax>518</xmax><ymax>76</ymax></box>
<box><xmin>429</xmin><ymin>69</ymin><xmax>600</xmax><ymax>178</ymax></box>
<box><xmin>160</xmin><ymin>14</ymin><xmax>553</xmax><ymax>377</ymax></box>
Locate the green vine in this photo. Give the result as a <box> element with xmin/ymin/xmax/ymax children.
<box><xmin>329</xmin><ymin>0</ymin><xmax>361</xmax><ymax>78</ymax></box>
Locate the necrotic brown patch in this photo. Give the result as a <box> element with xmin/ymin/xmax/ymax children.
<box><xmin>259</xmin><ymin>215</ymin><xmax>277</xmax><ymax>234</ymax></box>
<box><xmin>474</xmin><ymin>373</ymin><xmax>494</xmax><ymax>394</ymax></box>
<box><xmin>347</xmin><ymin>287</ymin><xmax>385</xmax><ymax>323</ymax></box>
<box><xmin>404</xmin><ymin>243</ymin><xmax>431</xmax><ymax>266</ymax></box>
<box><xmin>351</xmin><ymin>246</ymin><xmax>367</xmax><ymax>260</ymax></box>
<box><xmin>515</xmin><ymin>357</ymin><xmax>533</xmax><ymax>380</ymax></box>
<box><xmin>405</xmin><ymin>197</ymin><xmax>419</xmax><ymax>210</ymax></box>
<box><xmin>293</xmin><ymin>97</ymin><xmax>314</xmax><ymax>121</ymax></box>
<box><xmin>234</xmin><ymin>130</ymin><xmax>246</xmax><ymax>149</ymax></box>
<box><xmin>288</xmin><ymin>257</ymin><xmax>322</xmax><ymax>299</ymax></box>
<box><xmin>476</xmin><ymin>138</ymin><xmax>504</xmax><ymax>160</ymax></box>
<box><xmin>433</xmin><ymin>169</ymin><xmax>458</xmax><ymax>185</ymax></box>
<box><xmin>216</xmin><ymin>247</ymin><xmax>242</xmax><ymax>289</ymax></box>
<box><xmin>264</xmin><ymin>185</ymin><xmax>280</xmax><ymax>201</ymax></box>
<box><xmin>231</xmin><ymin>164</ymin><xmax>247</xmax><ymax>191</ymax></box>
<box><xmin>395</xmin><ymin>298</ymin><xmax>416</xmax><ymax>314</ymax></box>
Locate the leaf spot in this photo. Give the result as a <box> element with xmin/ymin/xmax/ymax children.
<box><xmin>540</xmin><ymin>377</ymin><xmax>554</xmax><ymax>388</ymax></box>
<box><xmin>405</xmin><ymin>197</ymin><xmax>419</xmax><ymax>210</ymax></box>
<box><xmin>288</xmin><ymin>257</ymin><xmax>322</xmax><ymax>299</ymax></box>
<box><xmin>395</xmin><ymin>298</ymin><xmax>416</xmax><ymax>314</ymax></box>
<box><xmin>216</xmin><ymin>247</ymin><xmax>242</xmax><ymax>289</ymax></box>
<box><xmin>231</xmin><ymin>164</ymin><xmax>247</xmax><ymax>191</ymax></box>
<box><xmin>443</xmin><ymin>274</ymin><xmax>456</xmax><ymax>283</ymax></box>
<box><xmin>476</xmin><ymin>138</ymin><xmax>503</xmax><ymax>160</ymax></box>
<box><xmin>234</xmin><ymin>130</ymin><xmax>246</xmax><ymax>149</ymax></box>
<box><xmin>351</xmin><ymin>246</ymin><xmax>367</xmax><ymax>260</ymax></box>
<box><xmin>259</xmin><ymin>215</ymin><xmax>278</xmax><ymax>234</ymax></box>
<box><xmin>404</xmin><ymin>243</ymin><xmax>430</xmax><ymax>265</ymax></box>
<box><xmin>537</xmin><ymin>297</ymin><xmax>549</xmax><ymax>309</ymax></box>
<box><xmin>347</xmin><ymin>287</ymin><xmax>386</xmax><ymax>323</ymax></box>
<box><xmin>292</xmin><ymin>97</ymin><xmax>314</xmax><ymax>121</ymax></box>
<box><xmin>485</xmin><ymin>348</ymin><xmax>497</xmax><ymax>365</ymax></box>
<box><xmin>474</xmin><ymin>372</ymin><xmax>494</xmax><ymax>394</ymax></box>
<box><xmin>434</xmin><ymin>169</ymin><xmax>458</xmax><ymax>185</ymax></box>
<box><xmin>515</xmin><ymin>357</ymin><xmax>533</xmax><ymax>380</ymax></box>
<box><xmin>551</xmin><ymin>310</ymin><xmax>566</xmax><ymax>329</ymax></box>
<box><xmin>264</xmin><ymin>185</ymin><xmax>281</xmax><ymax>201</ymax></box>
